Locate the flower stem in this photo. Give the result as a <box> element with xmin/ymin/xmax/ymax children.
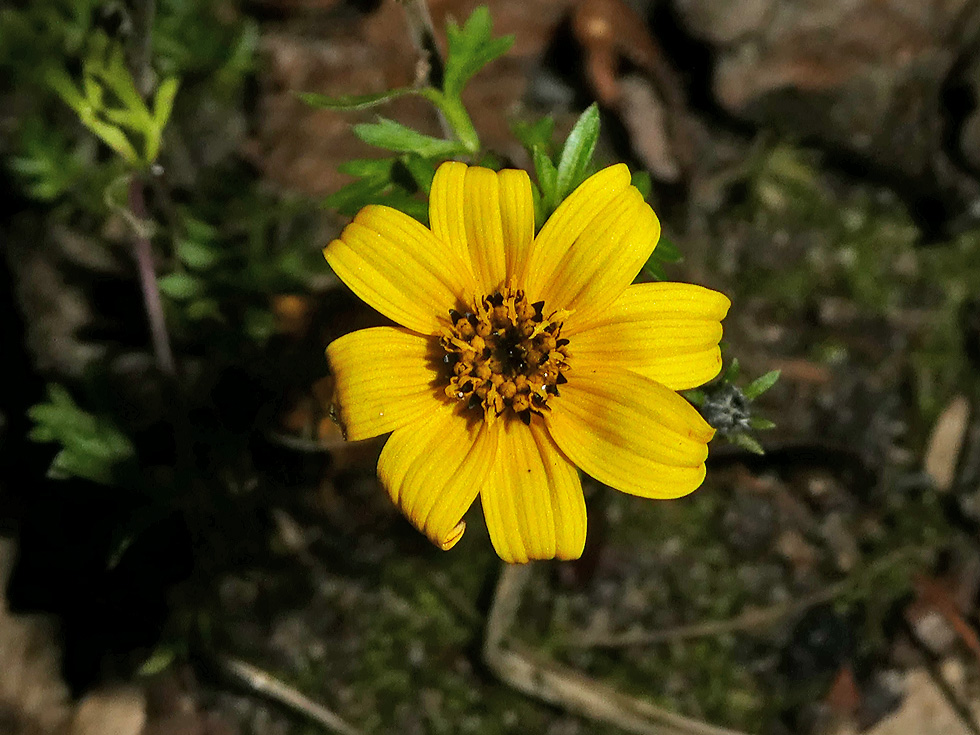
<box><xmin>438</xmin><ymin>94</ymin><xmax>481</xmax><ymax>154</ymax></box>
<box><xmin>128</xmin><ymin>175</ymin><xmax>176</xmax><ymax>376</ymax></box>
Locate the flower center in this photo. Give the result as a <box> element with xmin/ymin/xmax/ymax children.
<box><xmin>440</xmin><ymin>288</ymin><xmax>570</xmax><ymax>425</ymax></box>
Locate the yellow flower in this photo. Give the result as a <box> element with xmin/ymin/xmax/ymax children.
<box><xmin>324</xmin><ymin>161</ymin><xmax>730</xmax><ymax>563</ymax></box>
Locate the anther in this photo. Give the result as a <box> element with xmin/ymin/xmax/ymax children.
<box><xmin>440</xmin><ymin>288</ymin><xmax>569</xmax><ymax>423</ymax></box>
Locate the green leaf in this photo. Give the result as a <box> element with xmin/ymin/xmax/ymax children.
<box><xmin>324</xmin><ymin>177</ymin><xmax>390</xmax><ymax>215</ymax></box>
<box><xmin>748</xmin><ymin>417</ymin><xmax>777</xmax><ymax>430</ymax></box>
<box><xmin>299</xmin><ymin>87</ymin><xmax>432</xmax><ymax>111</ymax></box>
<box><xmin>631</xmin><ymin>170</ymin><xmax>652</xmax><ymax>199</ymax></box>
<box><xmin>244</xmin><ymin>307</ymin><xmax>275</xmax><ymax>343</ymax></box>
<box><xmin>729</xmin><ymin>432</ymin><xmax>765</xmax><ymax>455</ymax></box>
<box><xmin>47</xmin><ymin>67</ymin><xmax>87</xmax><ymax>113</ymax></box>
<box><xmin>400</xmin><ymin>154</ymin><xmax>437</xmax><ymax>194</ymax></box>
<box><xmin>530</xmin><ymin>181</ymin><xmax>545</xmax><ymax>231</ymax></box>
<box><xmin>642</xmin><ymin>259</ymin><xmax>667</xmax><ymax>281</ymax></box>
<box><xmin>28</xmin><ymin>384</ymin><xmax>135</xmax><ymax>485</ymax></box>
<box><xmin>353</xmin><ymin>118</ymin><xmax>466</xmax><ymax>157</ymax></box>
<box><xmin>744</xmin><ymin>369</ymin><xmax>781</xmax><ymax>401</ymax></box>
<box><xmin>512</xmin><ymin>116</ymin><xmax>555</xmax><ymax>157</ymax></box>
<box><xmin>158</xmin><ymin>272</ymin><xmax>205</xmax><ymax>300</ymax></box>
<box><xmin>652</xmin><ymin>237</ymin><xmax>682</xmax><ymax>263</ymax></box>
<box><xmin>152</xmin><ymin>76</ymin><xmax>180</xmax><ymax>129</ymax></box>
<box><xmin>683</xmin><ymin>389</ymin><xmax>706</xmax><ymax>407</ymax></box>
<box><xmin>84</xmin><ymin>117</ymin><xmax>140</xmax><ymax>165</ymax></box>
<box><xmin>721</xmin><ymin>358</ymin><xmax>741</xmax><ymax>384</ymax></box>
<box><xmin>533</xmin><ymin>145</ymin><xmax>558</xmax><ymax>210</ymax></box>
<box><xmin>138</xmin><ymin>646</ymin><xmax>177</xmax><ymax>677</ymax></box>
<box><xmin>182</xmin><ymin>216</ymin><xmax>219</xmax><ymax>243</ymax></box>
<box><xmin>177</xmin><ymin>237</ymin><xmax>220</xmax><ymax>270</ymax></box>
<box><xmin>185</xmin><ymin>298</ymin><xmax>223</xmax><ymax>322</ymax></box>
<box><xmin>98</xmin><ymin>44</ymin><xmax>147</xmax><ymax>115</ymax></box>
<box><xmin>443</xmin><ymin>7</ymin><xmax>514</xmax><ymax>99</ymax></box>
<box><xmin>338</xmin><ymin>158</ymin><xmax>396</xmax><ymax>179</ymax></box>
<box><xmin>555</xmin><ymin>103</ymin><xmax>600</xmax><ymax>201</ymax></box>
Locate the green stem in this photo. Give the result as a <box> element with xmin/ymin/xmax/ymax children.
<box><xmin>431</xmin><ymin>91</ymin><xmax>480</xmax><ymax>155</ymax></box>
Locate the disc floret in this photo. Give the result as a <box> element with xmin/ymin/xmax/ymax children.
<box><xmin>441</xmin><ymin>288</ymin><xmax>570</xmax><ymax>425</ymax></box>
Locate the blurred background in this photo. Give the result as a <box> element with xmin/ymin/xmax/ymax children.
<box><xmin>2</xmin><ymin>0</ymin><xmax>980</xmax><ymax>734</ymax></box>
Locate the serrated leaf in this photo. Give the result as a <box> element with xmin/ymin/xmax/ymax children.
<box><xmin>158</xmin><ymin>272</ymin><xmax>205</xmax><ymax>300</ymax></box>
<box><xmin>729</xmin><ymin>432</ymin><xmax>765</xmax><ymax>455</ymax></box>
<box><xmin>299</xmin><ymin>87</ymin><xmax>430</xmax><ymax>111</ymax></box>
<box><xmin>353</xmin><ymin>118</ymin><xmax>465</xmax><ymax>157</ymax></box>
<box><xmin>555</xmin><ymin>103</ymin><xmax>600</xmax><ymax>201</ymax></box>
<box><xmin>749</xmin><ymin>417</ymin><xmax>777</xmax><ymax>430</ymax></box>
<box><xmin>28</xmin><ymin>384</ymin><xmax>135</xmax><ymax>486</ymax></box>
<box><xmin>744</xmin><ymin>369</ymin><xmax>781</xmax><ymax>400</ymax></box>
<box><xmin>443</xmin><ymin>7</ymin><xmax>514</xmax><ymax>98</ymax></box>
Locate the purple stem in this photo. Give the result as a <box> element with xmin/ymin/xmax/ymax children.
<box><xmin>128</xmin><ymin>174</ymin><xmax>176</xmax><ymax>376</ymax></box>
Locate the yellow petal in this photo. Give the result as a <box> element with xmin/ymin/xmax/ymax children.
<box><xmin>525</xmin><ymin>164</ymin><xmax>660</xmax><ymax>318</ymax></box>
<box><xmin>378</xmin><ymin>402</ymin><xmax>498</xmax><ymax>550</ymax></box>
<box><xmin>498</xmin><ymin>169</ymin><xmax>535</xmax><ymax>286</ymax></box>
<box><xmin>567</xmin><ymin>283</ymin><xmax>731</xmax><ymax>390</ymax></box>
<box><xmin>545</xmin><ymin>364</ymin><xmax>714</xmax><ymax>499</ymax></box>
<box><xmin>326</xmin><ymin>327</ymin><xmax>440</xmax><ymax>441</ymax></box>
<box><xmin>429</xmin><ymin>162</ymin><xmax>534</xmax><ymax>294</ymax></box>
<box><xmin>429</xmin><ymin>161</ymin><xmax>469</xmax><ymax>263</ymax></box>
<box><xmin>324</xmin><ymin>205</ymin><xmax>475</xmax><ymax>334</ymax></box>
<box><xmin>480</xmin><ymin>420</ymin><xmax>586</xmax><ymax>563</ymax></box>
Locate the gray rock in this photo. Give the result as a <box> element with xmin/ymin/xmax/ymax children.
<box><xmin>676</xmin><ymin>0</ymin><xmax>976</xmax><ymax>180</ymax></box>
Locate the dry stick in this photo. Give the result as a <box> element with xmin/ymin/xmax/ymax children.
<box><xmin>566</xmin><ymin>583</ymin><xmax>847</xmax><ymax>650</ymax></box>
<box><xmin>128</xmin><ymin>0</ymin><xmax>157</xmax><ymax>97</ymax></box>
<box><xmin>216</xmin><ymin>655</ymin><xmax>364</xmax><ymax>735</ymax></box>
<box><xmin>125</xmin><ymin>0</ymin><xmax>176</xmax><ymax>377</ymax></box>
<box><xmin>483</xmin><ymin>564</ymin><xmax>750</xmax><ymax>735</ymax></box>
<box><xmin>396</xmin><ymin>0</ymin><xmax>453</xmax><ymax>140</ymax></box>
<box><xmin>562</xmin><ymin>547</ymin><xmax>928</xmax><ymax>650</ymax></box>
<box><xmin>128</xmin><ymin>176</ymin><xmax>176</xmax><ymax>377</ymax></box>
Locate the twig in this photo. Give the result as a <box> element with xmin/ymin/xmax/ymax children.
<box><xmin>215</xmin><ymin>654</ymin><xmax>363</xmax><ymax>735</ymax></box>
<box><xmin>397</xmin><ymin>0</ymin><xmax>444</xmax><ymax>90</ymax></box>
<box><xmin>559</xmin><ymin>547</ymin><xmax>929</xmax><ymax>650</ymax></box>
<box><xmin>128</xmin><ymin>176</ymin><xmax>176</xmax><ymax>376</ymax></box>
<box><xmin>396</xmin><ymin>0</ymin><xmax>453</xmax><ymax>140</ymax></box>
<box><xmin>563</xmin><ymin>586</ymin><xmax>843</xmax><ymax>649</ymax></box>
<box><xmin>129</xmin><ymin>0</ymin><xmax>157</xmax><ymax>96</ymax></box>
<box><xmin>904</xmin><ymin>618</ymin><xmax>980</xmax><ymax>735</ymax></box>
<box><xmin>483</xmin><ymin>564</ymin><xmax>750</xmax><ymax>735</ymax></box>
<box><xmin>122</xmin><ymin>0</ymin><xmax>176</xmax><ymax>377</ymax></box>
